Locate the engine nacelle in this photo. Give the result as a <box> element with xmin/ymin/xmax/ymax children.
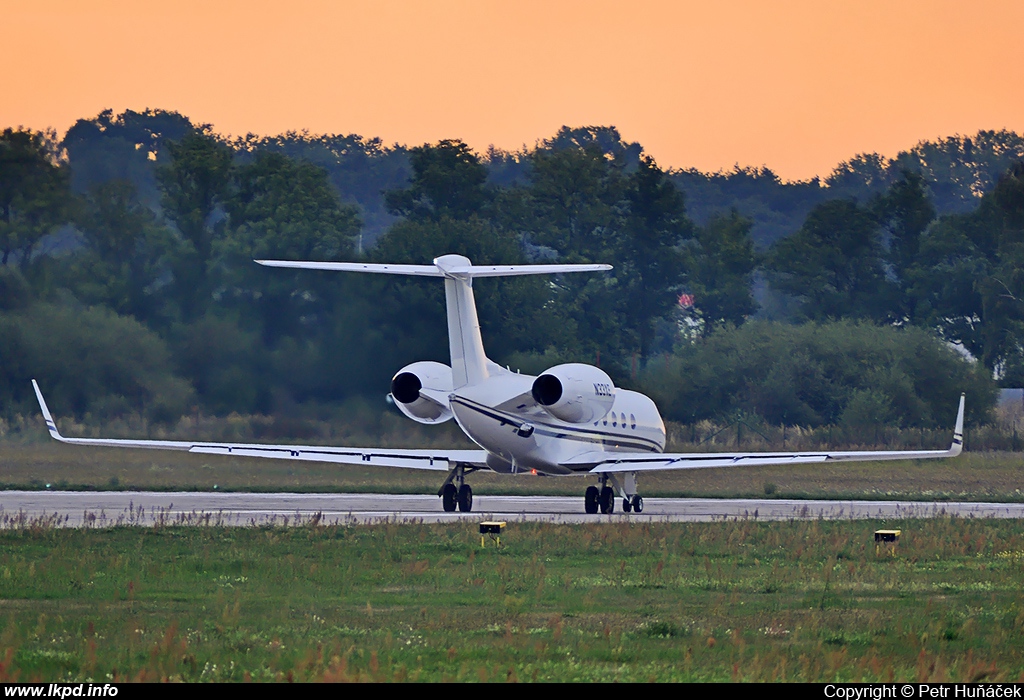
<box><xmin>531</xmin><ymin>363</ymin><xmax>615</xmax><ymax>423</ymax></box>
<box><xmin>390</xmin><ymin>361</ymin><xmax>454</xmax><ymax>424</ymax></box>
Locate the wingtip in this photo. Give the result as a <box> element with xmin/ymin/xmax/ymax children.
<box><xmin>951</xmin><ymin>392</ymin><xmax>966</xmax><ymax>453</ymax></box>
<box><xmin>30</xmin><ymin>379</ymin><xmax>61</xmax><ymax>440</ymax></box>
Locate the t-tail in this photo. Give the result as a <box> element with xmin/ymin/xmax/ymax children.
<box><xmin>256</xmin><ymin>254</ymin><xmax>611</xmax><ymax>389</ymax></box>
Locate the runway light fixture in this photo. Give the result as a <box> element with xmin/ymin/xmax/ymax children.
<box><xmin>479</xmin><ymin>521</ymin><xmax>506</xmax><ymax>548</ymax></box>
<box><xmin>874</xmin><ymin>529</ymin><xmax>901</xmax><ymax>556</ymax></box>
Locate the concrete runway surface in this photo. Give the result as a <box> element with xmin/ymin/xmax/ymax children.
<box><xmin>2</xmin><ymin>491</ymin><xmax>1024</xmax><ymax>526</ymax></box>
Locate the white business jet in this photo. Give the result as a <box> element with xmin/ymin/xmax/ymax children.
<box><xmin>33</xmin><ymin>254</ymin><xmax>965</xmax><ymax>514</ymax></box>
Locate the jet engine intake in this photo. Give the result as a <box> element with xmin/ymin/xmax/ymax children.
<box><xmin>390</xmin><ymin>361</ymin><xmax>454</xmax><ymax>424</ymax></box>
<box><xmin>531</xmin><ymin>363</ymin><xmax>615</xmax><ymax>423</ymax></box>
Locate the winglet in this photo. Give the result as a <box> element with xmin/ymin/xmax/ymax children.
<box><xmin>950</xmin><ymin>392</ymin><xmax>965</xmax><ymax>455</ymax></box>
<box><xmin>31</xmin><ymin>380</ymin><xmax>64</xmax><ymax>441</ymax></box>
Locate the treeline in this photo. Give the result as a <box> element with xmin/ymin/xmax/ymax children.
<box><xmin>0</xmin><ymin>109</ymin><xmax>1019</xmax><ymax>431</ymax></box>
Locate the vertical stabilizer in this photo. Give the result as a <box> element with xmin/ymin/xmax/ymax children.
<box><xmin>442</xmin><ymin>273</ymin><xmax>489</xmax><ymax>388</ymax></box>
<box><xmin>435</xmin><ymin>255</ymin><xmax>489</xmax><ymax>387</ymax></box>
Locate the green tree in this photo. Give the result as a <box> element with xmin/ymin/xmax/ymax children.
<box><xmin>62</xmin><ymin>108</ymin><xmax>195</xmax><ymax>206</ymax></box>
<box><xmin>542</xmin><ymin>126</ymin><xmax>643</xmax><ymax>169</ymax></box>
<box><xmin>384</xmin><ymin>139</ymin><xmax>489</xmax><ymax>221</ymax></box>
<box><xmin>170</xmin><ymin>313</ymin><xmax>268</xmax><ymax>414</ymax></box>
<box><xmin>157</xmin><ymin>130</ymin><xmax>234</xmax><ymax>319</ymax></box>
<box><xmin>873</xmin><ymin>171</ymin><xmax>936</xmax><ymax>321</ymax></box>
<box><xmin>220</xmin><ymin>151</ymin><xmax>360</xmax><ymax>344</ymax></box>
<box><xmin>235</xmin><ymin>130</ymin><xmax>411</xmax><ymax>246</ymax></box>
<box><xmin>904</xmin><ymin>162</ymin><xmax>1024</xmax><ymax>379</ymax></box>
<box><xmin>688</xmin><ymin>210</ymin><xmax>758</xmax><ymax>331</ymax></box>
<box><xmin>903</xmin><ymin>214</ymin><xmax>989</xmax><ymax>362</ymax></box>
<box><xmin>825</xmin><ymin>153</ymin><xmax>893</xmax><ymax>199</ymax></box>
<box><xmin>526</xmin><ymin>145</ymin><xmax>624</xmax><ymax>259</ymax></box>
<box><xmin>891</xmin><ymin>131</ymin><xmax>1024</xmax><ymax>214</ymax></box>
<box><xmin>876</xmin><ymin>171</ymin><xmax>936</xmax><ymax>279</ymax></box>
<box><xmin>619</xmin><ymin>155</ymin><xmax>693</xmax><ymax>359</ymax></box>
<box><xmin>977</xmin><ymin>162</ymin><xmax>1024</xmax><ymax>381</ymax></box>
<box><xmin>766</xmin><ymin>199</ymin><xmax>892</xmax><ymax>321</ymax></box>
<box><xmin>72</xmin><ymin>179</ymin><xmax>172</xmax><ymax>321</ymax></box>
<box><xmin>0</xmin><ymin>128</ymin><xmax>72</xmax><ymax>269</ymax></box>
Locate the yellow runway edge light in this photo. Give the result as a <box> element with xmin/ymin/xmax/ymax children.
<box><xmin>874</xmin><ymin>529</ymin><xmax>901</xmax><ymax>556</ymax></box>
<box><xmin>479</xmin><ymin>521</ymin><xmax>506</xmax><ymax>548</ymax></box>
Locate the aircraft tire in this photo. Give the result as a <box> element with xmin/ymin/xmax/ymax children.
<box><xmin>442</xmin><ymin>483</ymin><xmax>457</xmax><ymax>512</ymax></box>
<box><xmin>584</xmin><ymin>486</ymin><xmax>599</xmax><ymax>514</ymax></box>
<box><xmin>599</xmin><ymin>486</ymin><xmax>614</xmax><ymax>514</ymax></box>
<box><xmin>457</xmin><ymin>484</ymin><xmax>473</xmax><ymax>512</ymax></box>
<box><xmin>632</xmin><ymin>496</ymin><xmax>644</xmax><ymax>513</ymax></box>
<box><xmin>622</xmin><ymin>498</ymin><xmax>632</xmax><ymax>513</ymax></box>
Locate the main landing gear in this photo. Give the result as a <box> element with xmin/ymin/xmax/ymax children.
<box><xmin>584</xmin><ymin>485</ymin><xmax>606</xmax><ymax>514</ymax></box>
<box><xmin>584</xmin><ymin>472</ymin><xmax>642</xmax><ymax>514</ymax></box>
<box><xmin>439</xmin><ymin>464</ymin><xmax>474</xmax><ymax>512</ymax></box>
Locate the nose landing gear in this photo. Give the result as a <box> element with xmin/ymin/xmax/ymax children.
<box><xmin>457</xmin><ymin>483</ymin><xmax>473</xmax><ymax>512</ymax></box>
<box><xmin>442</xmin><ymin>483</ymin><xmax>458</xmax><ymax>511</ymax></box>
<box><xmin>621</xmin><ymin>495</ymin><xmax>644</xmax><ymax>513</ymax></box>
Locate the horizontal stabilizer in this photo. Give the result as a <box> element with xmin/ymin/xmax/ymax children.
<box><xmin>257</xmin><ymin>254</ymin><xmax>611</xmax><ymax>389</ymax></box>
<box><xmin>256</xmin><ymin>256</ymin><xmax>611</xmax><ymax>279</ymax></box>
<box><xmin>256</xmin><ymin>261</ymin><xmax>446</xmax><ymax>276</ymax></box>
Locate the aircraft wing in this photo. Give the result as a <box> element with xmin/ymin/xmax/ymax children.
<box><xmin>31</xmin><ymin>381</ymin><xmax>486</xmax><ymax>471</ymax></box>
<box><xmin>563</xmin><ymin>394</ymin><xmax>965</xmax><ymax>474</ymax></box>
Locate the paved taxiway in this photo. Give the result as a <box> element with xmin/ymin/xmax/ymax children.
<box><xmin>2</xmin><ymin>491</ymin><xmax>1024</xmax><ymax>526</ymax></box>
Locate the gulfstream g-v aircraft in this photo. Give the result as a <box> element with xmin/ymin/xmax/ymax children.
<box><xmin>33</xmin><ymin>254</ymin><xmax>965</xmax><ymax>515</ymax></box>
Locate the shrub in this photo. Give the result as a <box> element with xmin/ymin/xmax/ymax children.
<box><xmin>639</xmin><ymin>320</ymin><xmax>996</xmax><ymax>428</ymax></box>
<box><xmin>0</xmin><ymin>301</ymin><xmax>194</xmax><ymax>421</ymax></box>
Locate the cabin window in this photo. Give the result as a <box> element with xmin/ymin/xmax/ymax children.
<box><xmin>630</xmin><ymin>414</ymin><xmax>636</xmax><ymax>429</ymax></box>
<box><xmin>611</xmin><ymin>412</ymin><xmax>618</xmax><ymax>427</ymax></box>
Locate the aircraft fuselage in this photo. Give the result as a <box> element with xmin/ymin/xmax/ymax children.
<box><xmin>448</xmin><ymin>371</ymin><xmax>666</xmax><ymax>475</ymax></box>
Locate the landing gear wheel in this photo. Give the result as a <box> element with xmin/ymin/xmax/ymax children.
<box><xmin>457</xmin><ymin>484</ymin><xmax>473</xmax><ymax>512</ymax></box>
<box><xmin>622</xmin><ymin>498</ymin><xmax>632</xmax><ymax>513</ymax></box>
<box><xmin>631</xmin><ymin>495</ymin><xmax>644</xmax><ymax>513</ymax></box>
<box><xmin>599</xmin><ymin>486</ymin><xmax>615</xmax><ymax>514</ymax></box>
<box><xmin>584</xmin><ymin>486</ymin><xmax>599</xmax><ymax>514</ymax></box>
<box><xmin>442</xmin><ymin>483</ymin><xmax>457</xmax><ymax>512</ymax></box>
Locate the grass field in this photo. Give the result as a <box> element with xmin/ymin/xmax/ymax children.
<box><xmin>1</xmin><ymin>519</ymin><xmax>1024</xmax><ymax>682</ymax></box>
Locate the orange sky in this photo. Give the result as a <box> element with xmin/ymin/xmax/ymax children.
<box><xmin>3</xmin><ymin>0</ymin><xmax>1022</xmax><ymax>181</ymax></box>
